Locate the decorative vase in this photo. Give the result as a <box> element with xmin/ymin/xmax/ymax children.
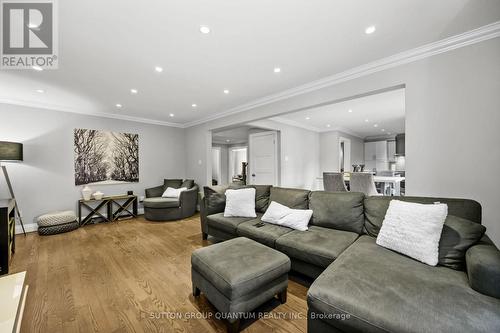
<box><xmin>82</xmin><ymin>186</ymin><xmax>92</xmax><ymax>201</ymax></box>
<box><xmin>93</xmin><ymin>191</ymin><xmax>104</xmax><ymax>200</ymax></box>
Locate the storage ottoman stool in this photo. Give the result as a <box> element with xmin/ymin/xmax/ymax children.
<box><xmin>37</xmin><ymin>211</ymin><xmax>79</xmax><ymax>235</ymax></box>
<box><xmin>191</xmin><ymin>237</ymin><xmax>290</xmax><ymax>333</ymax></box>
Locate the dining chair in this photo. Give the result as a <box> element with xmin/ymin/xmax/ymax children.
<box><xmin>323</xmin><ymin>172</ymin><xmax>347</xmax><ymax>192</ymax></box>
<box><xmin>350</xmin><ymin>173</ymin><xmax>381</xmax><ymax>196</ymax></box>
<box><xmin>376</xmin><ymin>170</ymin><xmax>395</xmax><ymax>195</ymax></box>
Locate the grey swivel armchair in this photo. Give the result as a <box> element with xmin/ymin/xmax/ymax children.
<box><xmin>349</xmin><ymin>173</ymin><xmax>381</xmax><ymax>196</ymax></box>
<box><xmin>144</xmin><ymin>179</ymin><xmax>199</xmax><ymax>221</ymax></box>
<box><xmin>323</xmin><ymin>172</ymin><xmax>347</xmax><ymax>192</ymax></box>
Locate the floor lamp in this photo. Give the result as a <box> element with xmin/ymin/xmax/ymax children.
<box><xmin>0</xmin><ymin>141</ymin><xmax>26</xmax><ymax>235</ymax></box>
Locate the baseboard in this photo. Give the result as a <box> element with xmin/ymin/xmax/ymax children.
<box><xmin>16</xmin><ymin>223</ymin><xmax>38</xmax><ymax>234</ymax></box>
<box><xmin>16</xmin><ymin>208</ymin><xmax>145</xmax><ymax>234</ymax></box>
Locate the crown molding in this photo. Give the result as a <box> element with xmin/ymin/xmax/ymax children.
<box><xmin>0</xmin><ymin>98</ymin><xmax>184</xmax><ymax>128</ymax></box>
<box><xmin>185</xmin><ymin>21</ymin><xmax>500</xmax><ymax>128</ymax></box>
<box><xmin>269</xmin><ymin>116</ymin><xmax>322</xmax><ymax>132</ymax></box>
<box><xmin>324</xmin><ymin>126</ymin><xmax>364</xmax><ymax>139</ymax></box>
<box><xmin>270</xmin><ymin>117</ymin><xmax>364</xmax><ymax>138</ymax></box>
<box><xmin>1</xmin><ymin>22</ymin><xmax>499</xmax><ymax>129</ymax></box>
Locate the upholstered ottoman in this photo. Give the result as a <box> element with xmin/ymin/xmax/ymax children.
<box><xmin>191</xmin><ymin>237</ymin><xmax>290</xmax><ymax>333</ymax></box>
<box><xmin>37</xmin><ymin>211</ymin><xmax>79</xmax><ymax>235</ymax></box>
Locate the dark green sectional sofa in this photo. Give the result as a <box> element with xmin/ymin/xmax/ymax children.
<box><xmin>199</xmin><ymin>185</ymin><xmax>500</xmax><ymax>332</ymax></box>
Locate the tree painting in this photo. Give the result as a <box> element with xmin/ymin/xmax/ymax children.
<box><xmin>74</xmin><ymin>129</ymin><xmax>139</xmax><ymax>185</ymax></box>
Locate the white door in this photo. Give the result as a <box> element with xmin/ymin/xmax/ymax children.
<box><xmin>249</xmin><ymin>131</ymin><xmax>278</xmax><ymax>185</ymax></box>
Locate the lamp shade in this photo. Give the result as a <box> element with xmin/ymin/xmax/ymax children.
<box><xmin>0</xmin><ymin>141</ymin><xmax>23</xmax><ymax>161</ymax></box>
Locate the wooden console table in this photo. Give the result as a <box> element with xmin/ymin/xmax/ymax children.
<box><xmin>78</xmin><ymin>195</ymin><xmax>138</xmax><ymax>226</ymax></box>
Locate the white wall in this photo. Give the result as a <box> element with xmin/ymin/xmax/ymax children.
<box><xmin>319</xmin><ymin>130</ymin><xmax>364</xmax><ymax>173</ymax></box>
<box><xmin>247</xmin><ymin>119</ymin><xmax>320</xmax><ymax>189</ymax></box>
<box><xmin>0</xmin><ymin>104</ymin><xmax>186</xmax><ymax>232</ymax></box>
<box><xmin>184</xmin><ymin>37</ymin><xmax>500</xmax><ymax>245</ymax></box>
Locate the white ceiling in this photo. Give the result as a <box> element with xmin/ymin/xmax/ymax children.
<box><xmin>272</xmin><ymin>88</ymin><xmax>405</xmax><ymax>138</ymax></box>
<box><xmin>1</xmin><ymin>0</ymin><xmax>499</xmax><ymax>126</ymax></box>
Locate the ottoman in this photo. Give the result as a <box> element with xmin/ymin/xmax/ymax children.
<box><xmin>37</xmin><ymin>211</ymin><xmax>79</xmax><ymax>235</ymax></box>
<box><xmin>191</xmin><ymin>237</ymin><xmax>290</xmax><ymax>333</ymax></box>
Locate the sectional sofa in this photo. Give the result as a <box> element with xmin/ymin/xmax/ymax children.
<box><xmin>199</xmin><ymin>185</ymin><xmax>500</xmax><ymax>332</ymax></box>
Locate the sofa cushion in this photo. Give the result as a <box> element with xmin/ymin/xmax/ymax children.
<box><xmin>163</xmin><ymin>178</ymin><xmax>183</xmax><ymax>189</ymax></box>
<box><xmin>439</xmin><ymin>215</ymin><xmax>486</xmax><ymax>270</ymax></box>
<box><xmin>269</xmin><ymin>187</ymin><xmax>310</xmax><ymax>210</ymax></box>
<box><xmin>181</xmin><ymin>179</ymin><xmax>195</xmax><ymax>189</ymax></box>
<box><xmin>143</xmin><ymin>197</ymin><xmax>180</xmax><ymax>208</ymax></box>
<box><xmin>229</xmin><ymin>184</ymin><xmax>272</xmax><ymax>213</ymax></box>
<box><xmin>254</xmin><ymin>185</ymin><xmax>272</xmax><ymax>212</ymax></box>
<box><xmin>364</xmin><ymin>196</ymin><xmax>482</xmax><ymax>237</ymax></box>
<box><xmin>276</xmin><ymin>226</ymin><xmax>358</xmax><ymax>268</ymax></box>
<box><xmin>203</xmin><ymin>185</ymin><xmax>229</xmax><ymax>215</ymax></box>
<box><xmin>191</xmin><ymin>237</ymin><xmax>290</xmax><ymax>299</ymax></box>
<box><xmin>307</xmin><ymin>235</ymin><xmax>500</xmax><ymax>333</ymax></box>
<box><xmin>207</xmin><ymin>213</ymin><xmax>262</xmax><ymax>235</ymax></box>
<box><xmin>309</xmin><ymin>191</ymin><xmax>365</xmax><ymax>234</ymax></box>
<box><xmin>237</xmin><ymin>218</ymin><xmax>293</xmax><ymax>248</ymax></box>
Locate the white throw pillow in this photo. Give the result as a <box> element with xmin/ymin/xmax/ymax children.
<box><xmin>278</xmin><ymin>209</ymin><xmax>312</xmax><ymax>231</ymax></box>
<box><xmin>262</xmin><ymin>201</ymin><xmax>292</xmax><ymax>223</ymax></box>
<box><xmin>162</xmin><ymin>187</ymin><xmax>187</xmax><ymax>198</ymax></box>
<box><xmin>262</xmin><ymin>201</ymin><xmax>312</xmax><ymax>231</ymax></box>
<box><xmin>376</xmin><ymin>200</ymin><xmax>448</xmax><ymax>266</ymax></box>
<box><xmin>224</xmin><ymin>188</ymin><xmax>257</xmax><ymax>218</ymax></box>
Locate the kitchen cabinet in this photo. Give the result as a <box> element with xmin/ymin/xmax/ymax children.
<box><xmin>364</xmin><ymin>140</ymin><xmax>388</xmax><ymax>171</ymax></box>
<box><xmin>387</xmin><ymin>140</ymin><xmax>396</xmax><ymax>162</ymax></box>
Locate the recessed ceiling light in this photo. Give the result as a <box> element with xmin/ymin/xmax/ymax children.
<box><xmin>348</xmin><ymin>109</ymin><xmax>353</xmax><ymax>113</ymax></box>
<box><xmin>365</xmin><ymin>119</ymin><xmax>369</xmax><ymax>122</ymax></box>
<box><xmin>192</xmin><ymin>104</ymin><xmax>197</xmax><ymax>108</ymax></box>
<box><xmin>326</xmin><ymin>124</ymin><xmax>331</xmax><ymax>128</ymax></box>
<box><xmin>154</xmin><ymin>66</ymin><xmax>163</xmax><ymax>73</ymax></box>
<box><xmin>365</xmin><ymin>25</ymin><xmax>376</xmax><ymax>34</ymax></box>
<box><xmin>35</xmin><ymin>89</ymin><xmax>44</xmax><ymax>93</ymax></box>
<box><xmin>373</xmin><ymin>124</ymin><xmax>378</xmax><ymax>128</ymax></box>
<box><xmin>274</xmin><ymin>67</ymin><xmax>281</xmax><ymax>73</ymax></box>
<box><xmin>32</xmin><ymin>65</ymin><xmax>43</xmax><ymax>71</ymax></box>
<box><xmin>130</xmin><ymin>89</ymin><xmax>138</xmax><ymax>94</ymax></box>
<box><xmin>223</xmin><ymin>89</ymin><xmax>230</xmax><ymax>94</ymax></box>
<box><xmin>305</xmin><ymin>117</ymin><xmax>311</xmax><ymax>120</ymax></box>
<box><xmin>169</xmin><ymin>113</ymin><xmax>175</xmax><ymax>117</ymax></box>
<box><xmin>226</xmin><ymin>139</ymin><xmax>231</xmax><ymax>143</ymax></box>
<box><xmin>200</xmin><ymin>25</ymin><xmax>211</xmax><ymax>34</ymax></box>
<box><xmin>381</xmin><ymin>129</ymin><xmax>385</xmax><ymax>132</ymax></box>
<box><xmin>116</xmin><ymin>104</ymin><xmax>122</xmax><ymax>108</ymax></box>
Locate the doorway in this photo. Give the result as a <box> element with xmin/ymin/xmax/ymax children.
<box><xmin>211</xmin><ymin>147</ymin><xmax>221</xmax><ymax>185</ymax></box>
<box><xmin>228</xmin><ymin>147</ymin><xmax>248</xmax><ymax>184</ymax></box>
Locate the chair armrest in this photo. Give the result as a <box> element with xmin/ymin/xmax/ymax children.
<box><xmin>145</xmin><ymin>185</ymin><xmax>164</xmax><ymax>198</ymax></box>
<box><xmin>180</xmin><ymin>185</ymin><xmax>199</xmax><ymax>205</ymax></box>
<box><xmin>466</xmin><ymin>241</ymin><xmax>500</xmax><ymax>299</ymax></box>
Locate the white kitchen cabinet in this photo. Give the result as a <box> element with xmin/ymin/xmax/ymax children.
<box><xmin>364</xmin><ymin>140</ymin><xmax>389</xmax><ymax>171</ymax></box>
<box><xmin>364</xmin><ymin>142</ymin><xmax>377</xmax><ymax>161</ymax></box>
<box><xmin>387</xmin><ymin>140</ymin><xmax>396</xmax><ymax>162</ymax></box>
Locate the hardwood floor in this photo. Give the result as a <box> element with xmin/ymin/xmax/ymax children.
<box><xmin>10</xmin><ymin>214</ymin><xmax>309</xmax><ymax>333</ymax></box>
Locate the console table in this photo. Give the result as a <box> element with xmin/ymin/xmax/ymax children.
<box><xmin>78</xmin><ymin>195</ymin><xmax>138</xmax><ymax>226</ymax></box>
<box><xmin>0</xmin><ymin>271</ymin><xmax>28</xmax><ymax>333</ymax></box>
